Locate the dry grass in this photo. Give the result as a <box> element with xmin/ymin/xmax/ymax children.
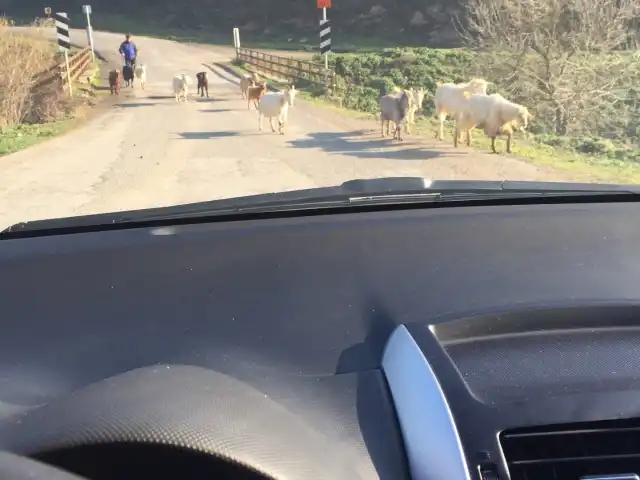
<box><xmin>0</xmin><ymin>16</ymin><xmax>68</xmax><ymax>129</ymax></box>
<box><xmin>0</xmin><ymin>16</ymin><xmax>106</xmax><ymax>156</ymax></box>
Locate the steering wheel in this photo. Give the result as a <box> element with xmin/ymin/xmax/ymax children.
<box><xmin>0</xmin><ymin>451</ymin><xmax>88</xmax><ymax>480</ymax></box>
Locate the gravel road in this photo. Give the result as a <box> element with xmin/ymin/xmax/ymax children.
<box><xmin>0</xmin><ymin>28</ymin><xmax>587</xmax><ymax>229</ymax></box>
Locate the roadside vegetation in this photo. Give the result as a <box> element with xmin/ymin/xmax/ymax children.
<box><xmin>233</xmin><ymin>0</ymin><xmax>640</xmax><ymax>183</ymax></box>
<box><xmin>0</xmin><ymin>17</ymin><xmax>103</xmax><ymax>156</ymax></box>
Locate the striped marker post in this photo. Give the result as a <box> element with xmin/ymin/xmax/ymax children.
<box><xmin>54</xmin><ymin>12</ymin><xmax>72</xmax><ymax>96</ymax></box>
<box><xmin>319</xmin><ymin>17</ymin><xmax>331</xmax><ymax>70</ymax></box>
<box><xmin>54</xmin><ymin>12</ymin><xmax>70</xmax><ymax>51</ymax></box>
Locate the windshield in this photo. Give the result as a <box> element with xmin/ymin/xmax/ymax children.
<box><xmin>1</xmin><ymin>1</ymin><xmax>639</xmax><ymax>230</ymax></box>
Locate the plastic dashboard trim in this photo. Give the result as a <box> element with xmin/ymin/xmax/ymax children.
<box><xmin>381</xmin><ymin>325</ymin><xmax>471</xmax><ymax>480</ymax></box>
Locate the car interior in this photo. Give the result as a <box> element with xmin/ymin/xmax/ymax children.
<box><xmin>1</xmin><ymin>190</ymin><xmax>640</xmax><ymax>480</ymax></box>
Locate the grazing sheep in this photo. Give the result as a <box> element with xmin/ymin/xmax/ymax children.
<box><xmin>433</xmin><ymin>78</ymin><xmax>489</xmax><ymax>141</ymax></box>
<box><xmin>172</xmin><ymin>74</ymin><xmax>189</xmax><ymax>103</ymax></box>
<box><xmin>108</xmin><ymin>69</ymin><xmax>120</xmax><ymax>95</ymax></box>
<box><xmin>122</xmin><ymin>65</ymin><xmax>134</xmax><ymax>88</ymax></box>
<box><xmin>246</xmin><ymin>82</ymin><xmax>268</xmax><ymax>109</ymax></box>
<box><xmin>240</xmin><ymin>72</ymin><xmax>260</xmax><ymax>98</ymax></box>
<box><xmin>455</xmin><ymin>92</ymin><xmax>531</xmax><ymax>154</ymax></box>
<box><xmin>196</xmin><ymin>72</ymin><xmax>209</xmax><ymax>98</ymax></box>
<box><xmin>134</xmin><ymin>64</ymin><xmax>146</xmax><ymax>90</ymax></box>
<box><xmin>257</xmin><ymin>85</ymin><xmax>297</xmax><ymax>135</ymax></box>
<box><xmin>379</xmin><ymin>90</ymin><xmax>412</xmax><ymax>141</ymax></box>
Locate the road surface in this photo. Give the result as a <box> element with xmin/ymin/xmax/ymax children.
<box><xmin>0</xmin><ymin>28</ymin><xmax>588</xmax><ymax>229</ymax></box>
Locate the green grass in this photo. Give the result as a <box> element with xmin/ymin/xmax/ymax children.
<box><xmin>0</xmin><ymin>120</ymin><xmax>76</xmax><ymax>156</ymax></box>
<box><xmin>412</xmin><ymin>118</ymin><xmax>640</xmax><ymax>184</ymax></box>
<box><xmin>0</xmin><ymin>60</ymin><xmax>109</xmax><ymax>157</ymax></box>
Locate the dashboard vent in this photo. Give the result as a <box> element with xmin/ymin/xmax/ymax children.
<box><xmin>500</xmin><ymin>419</ymin><xmax>640</xmax><ymax>480</ymax></box>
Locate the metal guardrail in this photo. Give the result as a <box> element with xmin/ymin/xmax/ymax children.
<box><xmin>35</xmin><ymin>47</ymin><xmax>93</xmax><ymax>91</ymax></box>
<box><xmin>236</xmin><ymin>47</ymin><xmax>335</xmax><ymax>90</ymax></box>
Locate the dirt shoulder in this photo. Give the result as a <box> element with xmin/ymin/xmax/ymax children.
<box><xmin>303</xmin><ymin>103</ymin><xmax>598</xmax><ymax>183</ymax></box>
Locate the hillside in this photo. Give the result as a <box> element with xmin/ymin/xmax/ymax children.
<box><xmin>0</xmin><ymin>0</ymin><xmax>464</xmax><ymax>48</ymax></box>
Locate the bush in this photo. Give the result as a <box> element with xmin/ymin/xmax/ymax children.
<box><xmin>324</xmin><ymin>46</ymin><xmax>640</xmax><ymax>163</ymax></box>
<box><xmin>0</xmin><ymin>17</ymin><xmax>66</xmax><ymax>129</ymax></box>
<box><xmin>319</xmin><ymin>47</ymin><xmax>474</xmax><ymax>115</ymax></box>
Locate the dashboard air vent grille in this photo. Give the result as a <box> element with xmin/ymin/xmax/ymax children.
<box><xmin>500</xmin><ymin>418</ymin><xmax>640</xmax><ymax>480</ymax></box>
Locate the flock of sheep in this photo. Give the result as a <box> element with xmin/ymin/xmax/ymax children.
<box><xmin>237</xmin><ymin>71</ymin><xmax>531</xmax><ymax>149</ymax></box>
<box><xmin>170</xmin><ymin>71</ymin><xmax>298</xmax><ymax>135</ymax></box>
<box><xmin>383</xmin><ymin>77</ymin><xmax>532</xmax><ymax>153</ymax></box>
<box><xmin>108</xmin><ymin>64</ymin><xmax>147</xmax><ymax>93</ymax></box>
<box><xmin>106</xmin><ymin>63</ymin><xmax>530</xmax><ymax>151</ymax></box>
<box><xmin>108</xmin><ymin>66</ymin><xmax>298</xmax><ymax>136</ymax></box>
<box><xmin>238</xmin><ymin>72</ymin><xmax>298</xmax><ymax>134</ymax></box>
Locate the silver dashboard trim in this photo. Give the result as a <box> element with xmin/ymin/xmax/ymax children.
<box><xmin>382</xmin><ymin>325</ymin><xmax>471</xmax><ymax>480</ymax></box>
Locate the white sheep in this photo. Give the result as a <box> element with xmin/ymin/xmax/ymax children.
<box><xmin>385</xmin><ymin>87</ymin><xmax>422</xmax><ymax>135</ymax></box>
<box><xmin>257</xmin><ymin>85</ymin><xmax>297</xmax><ymax>135</ymax></box>
<box><xmin>172</xmin><ymin>74</ymin><xmax>189</xmax><ymax>103</ymax></box>
<box><xmin>406</xmin><ymin>87</ymin><xmax>425</xmax><ymax>135</ymax></box>
<box><xmin>134</xmin><ymin>64</ymin><xmax>146</xmax><ymax>90</ymax></box>
<box><xmin>433</xmin><ymin>78</ymin><xmax>489</xmax><ymax>141</ymax></box>
<box><xmin>380</xmin><ymin>90</ymin><xmax>412</xmax><ymax>141</ymax></box>
<box><xmin>454</xmin><ymin>92</ymin><xmax>532</xmax><ymax>154</ymax></box>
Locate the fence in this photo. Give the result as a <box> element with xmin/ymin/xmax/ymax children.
<box><xmin>35</xmin><ymin>46</ymin><xmax>93</xmax><ymax>91</ymax></box>
<box><xmin>236</xmin><ymin>47</ymin><xmax>335</xmax><ymax>90</ymax></box>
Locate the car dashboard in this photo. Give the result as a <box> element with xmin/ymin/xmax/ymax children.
<box><xmin>1</xmin><ymin>200</ymin><xmax>640</xmax><ymax>480</ymax></box>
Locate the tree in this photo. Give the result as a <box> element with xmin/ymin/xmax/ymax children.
<box><xmin>458</xmin><ymin>0</ymin><xmax>640</xmax><ymax>137</ymax></box>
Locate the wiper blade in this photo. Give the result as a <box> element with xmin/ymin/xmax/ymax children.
<box><xmin>3</xmin><ymin>178</ymin><xmax>640</xmax><ymax>235</ymax></box>
<box><xmin>342</xmin><ymin>177</ymin><xmax>640</xmax><ymax>195</ymax></box>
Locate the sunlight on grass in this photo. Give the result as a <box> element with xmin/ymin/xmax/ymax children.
<box><xmin>0</xmin><ymin>121</ymin><xmax>75</xmax><ymax>156</ymax></box>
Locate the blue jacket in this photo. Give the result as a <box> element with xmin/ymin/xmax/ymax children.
<box><xmin>119</xmin><ymin>41</ymin><xmax>137</xmax><ymax>60</ymax></box>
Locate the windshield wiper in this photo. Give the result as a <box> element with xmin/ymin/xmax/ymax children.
<box><xmin>3</xmin><ymin>178</ymin><xmax>640</xmax><ymax>236</ymax></box>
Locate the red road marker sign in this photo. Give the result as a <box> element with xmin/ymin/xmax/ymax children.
<box><xmin>317</xmin><ymin>0</ymin><xmax>331</xmax><ymax>8</ymax></box>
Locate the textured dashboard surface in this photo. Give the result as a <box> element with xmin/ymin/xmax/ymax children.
<box><xmin>0</xmin><ymin>365</ymin><xmax>371</xmax><ymax>479</ymax></box>
<box><xmin>2</xmin><ymin>200</ymin><xmax>640</xmax><ymax>478</ymax></box>
<box><xmin>0</xmin><ymin>451</ymin><xmax>86</xmax><ymax>480</ymax></box>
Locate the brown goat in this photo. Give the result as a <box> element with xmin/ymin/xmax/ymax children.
<box><xmin>108</xmin><ymin>69</ymin><xmax>120</xmax><ymax>95</ymax></box>
<box><xmin>239</xmin><ymin>72</ymin><xmax>260</xmax><ymax>99</ymax></box>
<box><xmin>246</xmin><ymin>82</ymin><xmax>268</xmax><ymax>109</ymax></box>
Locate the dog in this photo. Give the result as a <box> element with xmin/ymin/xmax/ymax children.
<box><xmin>122</xmin><ymin>65</ymin><xmax>134</xmax><ymax>88</ymax></box>
<box><xmin>196</xmin><ymin>71</ymin><xmax>209</xmax><ymax>98</ymax></box>
<box><xmin>108</xmin><ymin>69</ymin><xmax>120</xmax><ymax>95</ymax></box>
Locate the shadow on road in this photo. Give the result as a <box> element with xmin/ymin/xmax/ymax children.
<box><xmin>287</xmin><ymin>131</ymin><xmax>448</xmax><ymax>161</ymax></box>
<box><xmin>117</xmin><ymin>103</ymin><xmax>163</xmax><ymax>108</ymax></box>
<box><xmin>199</xmin><ymin>108</ymin><xmax>234</xmax><ymax>113</ymax></box>
<box><xmin>202</xmin><ymin>63</ymin><xmax>240</xmax><ymax>88</ymax></box>
<box><xmin>177</xmin><ymin>131</ymin><xmax>241</xmax><ymax>139</ymax></box>
<box><xmin>147</xmin><ymin>95</ymin><xmax>175</xmax><ymax>100</ymax></box>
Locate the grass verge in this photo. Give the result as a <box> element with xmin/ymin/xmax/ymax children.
<box><xmin>0</xmin><ymin>121</ymin><xmax>78</xmax><ymax>156</ymax></box>
<box><xmin>0</xmin><ymin>54</ymin><xmax>108</xmax><ymax>157</ymax></box>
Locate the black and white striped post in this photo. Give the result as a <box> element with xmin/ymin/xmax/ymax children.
<box><xmin>54</xmin><ymin>12</ymin><xmax>72</xmax><ymax>96</ymax></box>
<box><xmin>318</xmin><ymin>0</ymin><xmax>331</xmax><ymax>70</ymax></box>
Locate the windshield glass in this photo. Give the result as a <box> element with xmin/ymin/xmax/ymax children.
<box><xmin>1</xmin><ymin>1</ymin><xmax>639</xmax><ymax>229</ymax></box>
